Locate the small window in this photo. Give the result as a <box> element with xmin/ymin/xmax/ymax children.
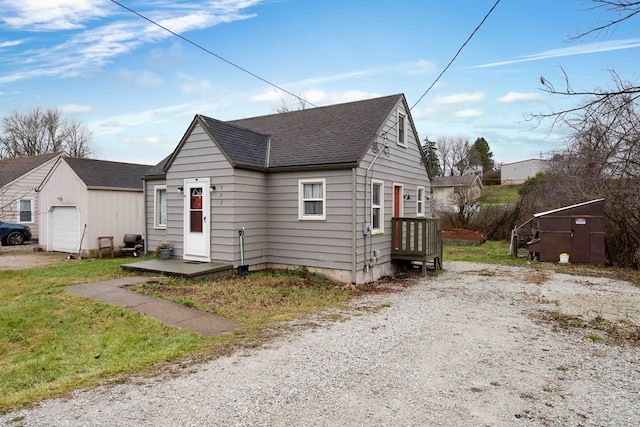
<box><xmin>417</xmin><ymin>186</ymin><xmax>425</xmax><ymax>217</ymax></box>
<box><xmin>299</xmin><ymin>179</ymin><xmax>326</xmax><ymax>220</ymax></box>
<box><xmin>18</xmin><ymin>199</ymin><xmax>33</xmax><ymax>223</ymax></box>
<box><xmin>371</xmin><ymin>180</ymin><xmax>384</xmax><ymax>234</ymax></box>
<box><xmin>154</xmin><ymin>186</ymin><xmax>167</xmax><ymax>228</ymax></box>
<box><xmin>397</xmin><ymin>113</ymin><xmax>406</xmax><ymax>146</ymax></box>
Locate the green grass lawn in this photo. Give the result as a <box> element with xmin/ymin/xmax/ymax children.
<box><xmin>443</xmin><ymin>240</ymin><xmax>528</xmax><ymax>266</ymax></box>
<box><xmin>0</xmin><ymin>258</ymin><xmax>357</xmax><ymax>413</ymax></box>
<box><xmin>3</xmin><ymin>243</ymin><xmax>638</xmax><ymax>412</ymax></box>
<box><xmin>481</xmin><ymin>184</ymin><xmax>521</xmax><ymax>204</ymax></box>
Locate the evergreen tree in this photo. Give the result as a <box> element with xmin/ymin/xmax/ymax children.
<box><xmin>422</xmin><ymin>137</ymin><xmax>441</xmax><ymax>177</ymax></box>
<box><xmin>470</xmin><ymin>137</ymin><xmax>494</xmax><ymax>172</ymax></box>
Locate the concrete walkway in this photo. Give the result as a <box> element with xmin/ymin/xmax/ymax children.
<box><xmin>63</xmin><ymin>276</ymin><xmax>242</xmax><ymax>336</ymax></box>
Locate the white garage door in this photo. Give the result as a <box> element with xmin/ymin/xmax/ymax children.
<box><xmin>50</xmin><ymin>206</ymin><xmax>80</xmax><ymax>253</ymax></box>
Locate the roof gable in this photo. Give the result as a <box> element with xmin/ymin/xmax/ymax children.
<box><xmin>198</xmin><ymin>115</ymin><xmax>269</xmax><ymax>169</ymax></box>
<box><xmin>63</xmin><ymin>158</ymin><xmax>152</xmax><ymax>190</ymax></box>
<box><xmin>0</xmin><ymin>152</ymin><xmax>63</xmax><ymax>187</ymax></box>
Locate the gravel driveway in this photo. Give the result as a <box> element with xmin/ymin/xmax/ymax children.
<box><xmin>2</xmin><ymin>261</ymin><xmax>639</xmax><ymax>426</ymax></box>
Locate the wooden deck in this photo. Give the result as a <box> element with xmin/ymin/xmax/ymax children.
<box><xmin>391</xmin><ymin>217</ymin><xmax>443</xmax><ymax>274</ymax></box>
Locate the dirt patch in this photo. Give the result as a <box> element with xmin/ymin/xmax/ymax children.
<box><xmin>0</xmin><ymin>245</ymin><xmax>68</xmax><ymax>270</ymax></box>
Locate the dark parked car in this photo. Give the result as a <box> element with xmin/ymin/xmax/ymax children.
<box><xmin>0</xmin><ymin>221</ymin><xmax>32</xmax><ymax>246</ymax></box>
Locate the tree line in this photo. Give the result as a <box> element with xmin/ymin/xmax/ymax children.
<box><xmin>0</xmin><ymin>107</ymin><xmax>92</xmax><ymax>159</ymax></box>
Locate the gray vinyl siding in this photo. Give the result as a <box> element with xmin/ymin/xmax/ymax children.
<box><xmin>266</xmin><ymin>169</ymin><xmax>354</xmax><ymax>271</ymax></box>
<box><xmin>354</xmin><ymin>100</ymin><xmax>431</xmax><ymax>272</ymax></box>
<box><xmin>232</xmin><ymin>169</ymin><xmax>267</xmax><ymax>266</ymax></box>
<box><xmin>166</xmin><ymin>123</ymin><xmax>236</xmax><ymax>260</ymax></box>
<box><xmin>164</xmin><ymin>123</ymin><xmax>268</xmax><ymax>266</ymax></box>
<box><xmin>144</xmin><ymin>178</ymin><xmax>167</xmax><ymax>252</ymax></box>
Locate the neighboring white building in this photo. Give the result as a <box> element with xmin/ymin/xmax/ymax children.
<box><xmin>501</xmin><ymin>158</ymin><xmax>548</xmax><ymax>185</ymax></box>
<box><xmin>37</xmin><ymin>157</ymin><xmax>151</xmax><ymax>254</ymax></box>
<box><xmin>0</xmin><ymin>152</ymin><xmax>64</xmax><ymax>241</ymax></box>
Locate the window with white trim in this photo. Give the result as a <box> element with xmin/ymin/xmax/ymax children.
<box><xmin>371</xmin><ymin>179</ymin><xmax>384</xmax><ymax>234</ymax></box>
<box><xmin>299</xmin><ymin>179</ymin><xmax>326</xmax><ymax>220</ymax></box>
<box><xmin>416</xmin><ymin>186</ymin><xmax>425</xmax><ymax>217</ymax></box>
<box><xmin>18</xmin><ymin>198</ymin><xmax>33</xmax><ymax>223</ymax></box>
<box><xmin>154</xmin><ymin>185</ymin><xmax>167</xmax><ymax>228</ymax></box>
<box><xmin>397</xmin><ymin>113</ymin><xmax>406</xmax><ymax>146</ymax></box>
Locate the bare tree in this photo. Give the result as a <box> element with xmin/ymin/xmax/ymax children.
<box><xmin>436</xmin><ymin>136</ymin><xmax>474</xmax><ymax>176</ymax></box>
<box><xmin>534</xmin><ymin>1</ymin><xmax>640</xmax><ymax>123</ymax></box>
<box><xmin>436</xmin><ymin>184</ymin><xmax>484</xmax><ymax>230</ymax></box>
<box><xmin>274</xmin><ymin>96</ymin><xmax>308</xmax><ymax>113</ymax></box>
<box><xmin>0</xmin><ymin>107</ymin><xmax>92</xmax><ymax>159</ymax></box>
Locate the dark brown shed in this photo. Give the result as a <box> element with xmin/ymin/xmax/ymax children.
<box><xmin>526</xmin><ymin>198</ymin><xmax>606</xmax><ymax>265</ymax></box>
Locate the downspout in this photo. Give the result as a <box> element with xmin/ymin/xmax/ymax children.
<box><xmin>363</xmin><ymin>138</ymin><xmax>387</xmax><ymax>273</ymax></box>
<box><xmin>142</xmin><ymin>180</ymin><xmax>147</xmax><ymax>254</ymax></box>
<box><xmin>351</xmin><ymin>168</ymin><xmax>357</xmax><ymax>284</ymax></box>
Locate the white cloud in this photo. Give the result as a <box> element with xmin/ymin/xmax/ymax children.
<box><xmin>0</xmin><ymin>40</ymin><xmax>27</xmax><ymax>48</ymax></box>
<box><xmin>498</xmin><ymin>92</ymin><xmax>542</xmax><ymax>103</ymax></box>
<box><xmin>181</xmin><ymin>79</ymin><xmax>213</xmax><ymax>95</ymax></box>
<box><xmin>59</xmin><ymin>104</ymin><xmax>93</xmax><ymax>113</ymax></box>
<box><xmin>250</xmin><ymin>88</ymin><xmax>380</xmax><ymax>107</ymax></box>
<box><xmin>435</xmin><ymin>92</ymin><xmax>485</xmax><ymax>105</ymax></box>
<box><xmin>116</xmin><ymin>69</ymin><xmax>163</xmax><ymax>89</ymax></box>
<box><xmin>0</xmin><ymin>0</ymin><xmax>111</xmax><ymax>30</ymax></box>
<box><xmin>251</xmin><ymin>88</ymin><xmax>284</xmax><ymax>103</ymax></box>
<box><xmin>0</xmin><ymin>1</ymin><xmax>264</xmax><ymax>82</ymax></box>
<box><xmin>454</xmin><ymin>109</ymin><xmax>482</xmax><ymax>118</ymax></box>
<box><xmin>473</xmin><ymin>38</ymin><xmax>640</xmax><ymax>68</ymax></box>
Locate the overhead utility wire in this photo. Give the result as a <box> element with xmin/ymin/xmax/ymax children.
<box><xmin>109</xmin><ymin>0</ymin><xmax>318</xmax><ymax>109</ymax></box>
<box><xmin>410</xmin><ymin>0</ymin><xmax>501</xmax><ymax>111</ymax></box>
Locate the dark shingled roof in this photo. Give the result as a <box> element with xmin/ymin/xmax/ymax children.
<box><xmin>0</xmin><ymin>152</ymin><xmax>61</xmax><ymax>186</ymax></box>
<box><xmin>64</xmin><ymin>157</ymin><xmax>151</xmax><ymax>190</ymax></box>
<box><xmin>222</xmin><ymin>94</ymin><xmax>403</xmax><ymax>169</ymax></box>
<box><xmin>198</xmin><ymin>116</ymin><xmax>268</xmax><ymax>168</ymax></box>
<box><xmin>142</xmin><ymin>155</ymin><xmax>171</xmax><ymax>180</ymax></box>
<box><xmin>432</xmin><ymin>175</ymin><xmax>481</xmax><ymax>188</ymax></box>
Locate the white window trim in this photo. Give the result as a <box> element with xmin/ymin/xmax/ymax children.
<box><xmin>17</xmin><ymin>198</ymin><xmax>34</xmax><ymax>224</ymax></box>
<box><xmin>298</xmin><ymin>178</ymin><xmax>326</xmax><ymax>220</ymax></box>
<box><xmin>154</xmin><ymin>185</ymin><xmax>167</xmax><ymax>229</ymax></box>
<box><xmin>416</xmin><ymin>186</ymin><xmax>425</xmax><ymax>217</ymax></box>
<box><xmin>371</xmin><ymin>179</ymin><xmax>384</xmax><ymax>234</ymax></box>
<box><xmin>397</xmin><ymin>111</ymin><xmax>406</xmax><ymax>147</ymax></box>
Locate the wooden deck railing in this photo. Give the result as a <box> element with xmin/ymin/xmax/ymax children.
<box><xmin>391</xmin><ymin>217</ymin><xmax>443</xmax><ymax>273</ymax></box>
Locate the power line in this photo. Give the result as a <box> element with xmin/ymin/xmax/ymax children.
<box><xmin>110</xmin><ymin>0</ymin><xmax>500</xmax><ymax>132</ymax></box>
<box><xmin>109</xmin><ymin>0</ymin><xmax>318</xmax><ymax>109</ymax></box>
<box><xmin>410</xmin><ymin>0</ymin><xmax>502</xmax><ymax>111</ymax></box>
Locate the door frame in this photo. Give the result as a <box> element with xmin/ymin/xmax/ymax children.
<box><xmin>183</xmin><ymin>178</ymin><xmax>211</xmax><ymax>262</ymax></box>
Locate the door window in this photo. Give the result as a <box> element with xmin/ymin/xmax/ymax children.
<box><xmin>190</xmin><ymin>187</ymin><xmax>203</xmax><ymax>233</ymax></box>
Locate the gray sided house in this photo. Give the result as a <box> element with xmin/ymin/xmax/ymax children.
<box><xmin>37</xmin><ymin>157</ymin><xmax>151</xmax><ymax>254</ymax></box>
<box><xmin>144</xmin><ymin>94</ymin><xmax>433</xmax><ymax>284</ymax></box>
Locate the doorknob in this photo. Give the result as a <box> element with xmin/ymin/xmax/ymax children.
<box><xmin>204</xmin><ymin>216</ymin><xmax>206</xmax><ymax>223</ymax></box>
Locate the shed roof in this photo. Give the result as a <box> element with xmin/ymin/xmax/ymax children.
<box><xmin>63</xmin><ymin>157</ymin><xmax>152</xmax><ymax>190</ymax></box>
<box><xmin>0</xmin><ymin>152</ymin><xmax>62</xmax><ymax>186</ymax></box>
<box><xmin>533</xmin><ymin>198</ymin><xmax>605</xmax><ymax>218</ymax></box>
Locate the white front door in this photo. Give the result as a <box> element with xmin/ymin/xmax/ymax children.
<box><xmin>183</xmin><ymin>178</ymin><xmax>211</xmax><ymax>262</ymax></box>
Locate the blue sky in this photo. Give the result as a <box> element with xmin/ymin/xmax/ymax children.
<box><xmin>1</xmin><ymin>0</ymin><xmax>639</xmax><ymax>166</ymax></box>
